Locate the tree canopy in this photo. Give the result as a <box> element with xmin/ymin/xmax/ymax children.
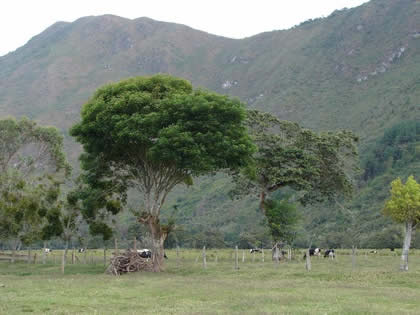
<box><xmin>0</xmin><ymin>117</ymin><xmax>70</xmax><ymax>248</ymax></box>
<box><xmin>234</xmin><ymin>110</ymin><xmax>359</xmax><ymax>209</ymax></box>
<box><xmin>0</xmin><ymin>117</ymin><xmax>69</xmax><ymax>176</ymax></box>
<box><xmin>383</xmin><ymin>176</ymin><xmax>420</xmax><ymax>225</ymax></box>
<box><xmin>70</xmin><ymin>74</ymin><xmax>255</xmax><ymax>271</ymax></box>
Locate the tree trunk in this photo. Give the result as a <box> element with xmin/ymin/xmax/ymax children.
<box><xmin>272</xmin><ymin>243</ymin><xmax>280</xmax><ymax>263</ymax></box>
<box><xmin>400</xmin><ymin>221</ymin><xmax>413</xmax><ymax>271</ymax></box>
<box><xmin>62</xmin><ymin>240</ymin><xmax>69</xmax><ymax>274</ymax></box>
<box><xmin>64</xmin><ymin>240</ymin><xmax>69</xmax><ymax>263</ymax></box>
<box><xmin>148</xmin><ymin>216</ymin><xmax>167</xmax><ymax>272</ymax></box>
<box><xmin>259</xmin><ymin>191</ymin><xmax>267</xmax><ymax>215</ymax></box>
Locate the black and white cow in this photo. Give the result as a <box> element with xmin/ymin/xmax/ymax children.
<box><xmin>249</xmin><ymin>249</ymin><xmax>261</xmax><ymax>254</ymax></box>
<box><xmin>303</xmin><ymin>248</ymin><xmax>322</xmax><ymax>259</ymax></box>
<box><xmin>44</xmin><ymin>248</ymin><xmax>52</xmax><ymax>253</ymax></box>
<box><xmin>137</xmin><ymin>249</ymin><xmax>152</xmax><ymax>258</ymax></box>
<box><xmin>369</xmin><ymin>250</ymin><xmax>377</xmax><ymax>254</ymax></box>
<box><xmin>78</xmin><ymin>248</ymin><xmax>85</xmax><ymax>253</ymax></box>
<box><xmin>324</xmin><ymin>249</ymin><xmax>335</xmax><ymax>259</ymax></box>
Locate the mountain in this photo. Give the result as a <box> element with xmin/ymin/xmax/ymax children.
<box><xmin>0</xmin><ymin>0</ymin><xmax>419</xmax><ymax>248</ymax></box>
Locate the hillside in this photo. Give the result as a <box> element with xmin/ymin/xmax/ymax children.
<box><xmin>0</xmin><ymin>0</ymin><xmax>419</xmax><ymax>247</ymax></box>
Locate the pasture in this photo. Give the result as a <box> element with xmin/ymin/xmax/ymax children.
<box><xmin>0</xmin><ymin>249</ymin><xmax>419</xmax><ymax>314</ymax></box>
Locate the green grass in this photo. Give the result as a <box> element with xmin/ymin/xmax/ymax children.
<box><xmin>0</xmin><ymin>249</ymin><xmax>419</xmax><ymax>314</ymax></box>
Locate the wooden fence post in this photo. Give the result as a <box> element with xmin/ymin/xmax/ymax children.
<box><xmin>215</xmin><ymin>251</ymin><xmax>218</xmax><ymax>264</ymax></box>
<box><xmin>202</xmin><ymin>246</ymin><xmax>207</xmax><ymax>269</ymax></box>
<box><xmin>235</xmin><ymin>246</ymin><xmax>239</xmax><ymax>270</ymax></box>
<box><xmin>262</xmin><ymin>248</ymin><xmax>265</xmax><ymax>263</ymax></box>
<box><xmin>275</xmin><ymin>246</ymin><xmax>280</xmax><ymax>265</ymax></box>
<box><xmin>176</xmin><ymin>245</ymin><xmax>180</xmax><ymax>266</ymax></box>
<box><xmin>133</xmin><ymin>238</ymin><xmax>137</xmax><ymax>251</ymax></box>
<box><xmin>72</xmin><ymin>248</ymin><xmax>75</xmax><ymax>264</ymax></box>
<box><xmin>27</xmin><ymin>247</ymin><xmax>31</xmax><ymax>264</ymax></box>
<box><xmin>104</xmin><ymin>247</ymin><xmax>107</xmax><ymax>266</ymax></box>
<box><xmin>42</xmin><ymin>241</ymin><xmax>47</xmax><ymax>264</ymax></box>
<box><xmin>61</xmin><ymin>251</ymin><xmax>65</xmax><ymax>274</ymax></box>
<box><xmin>242</xmin><ymin>250</ymin><xmax>245</xmax><ymax>263</ymax></box>
<box><xmin>33</xmin><ymin>253</ymin><xmax>37</xmax><ymax>264</ymax></box>
<box><xmin>352</xmin><ymin>245</ymin><xmax>357</xmax><ymax>270</ymax></box>
<box><xmin>305</xmin><ymin>248</ymin><xmax>311</xmax><ymax>271</ymax></box>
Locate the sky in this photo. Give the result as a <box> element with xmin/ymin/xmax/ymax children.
<box><xmin>0</xmin><ymin>0</ymin><xmax>370</xmax><ymax>57</ymax></box>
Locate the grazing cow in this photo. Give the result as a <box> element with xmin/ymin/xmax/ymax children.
<box><xmin>369</xmin><ymin>250</ymin><xmax>377</xmax><ymax>254</ymax></box>
<box><xmin>250</xmin><ymin>249</ymin><xmax>261</xmax><ymax>254</ymax></box>
<box><xmin>324</xmin><ymin>249</ymin><xmax>335</xmax><ymax>259</ymax></box>
<box><xmin>390</xmin><ymin>248</ymin><xmax>395</xmax><ymax>252</ymax></box>
<box><xmin>303</xmin><ymin>248</ymin><xmax>322</xmax><ymax>259</ymax></box>
<box><xmin>137</xmin><ymin>249</ymin><xmax>152</xmax><ymax>258</ymax></box>
<box><xmin>44</xmin><ymin>248</ymin><xmax>52</xmax><ymax>253</ymax></box>
<box><xmin>78</xmin><ymin>248</ymin><xmax>85</xmax><ymax>253</ymax></box>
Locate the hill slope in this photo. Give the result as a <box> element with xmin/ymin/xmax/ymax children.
<box><xmin>0</xmin><ymin>0</ymin><xmax>419</xmax><ymax>247</ymax></box>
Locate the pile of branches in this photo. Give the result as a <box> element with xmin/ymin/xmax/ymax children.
<box><xmin>107</xmin><ymin>250</ymin><xmax>153</xmax><ymax>275</ymax></box>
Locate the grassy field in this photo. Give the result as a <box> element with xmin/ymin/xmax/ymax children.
<box><xmin>0</xmin><ymin>248</ymin><xmax>419</xmax><ymax>314</ymax></box>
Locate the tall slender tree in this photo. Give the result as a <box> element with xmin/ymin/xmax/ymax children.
<box><xmin>383</xmin><ymin>176</ymin><xmax>420</xmax><ymax>271</ymax></box>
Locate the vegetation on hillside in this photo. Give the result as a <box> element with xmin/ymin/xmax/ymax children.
<box><xmin>0</xmin><ymin>0</ymin><xmax>418</xmax><ymax>248</ymax></box>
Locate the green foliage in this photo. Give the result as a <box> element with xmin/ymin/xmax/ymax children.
<box><xmin>361</xmin><ymin>226</ymin><xmax>403</xmax><ymax>249</ymax></box>
<box><xmin>363</xmin><ymin>121</ymin><xmax>419</xmax><ymax>180</ymax></box>
<box><xmin>70</xmin><ymin>75</ymin><xmax>255</xmax><ymax>235</ymax></box>
<box><xmin>71</xmin><ymin>75</ymin><xmax>254</xmax><ymax>178</ymax></box>
<box><xmin>264</xmin><ymin>199</ymin><xmax>300</xmax><ymax>243</ymax></box>
<box><xmin>0</xmin><ymin>0</ymin><xmax>418</xmax><ymax>247</ymax></box>
<box><xmin>89</xmin><ymin>221</ymin><xmax>113</xmax><ymax>241</ymax></box>
<box><xmin>383</xmin><ymin>175</ymin><xmax>420</xmax><ymax>225</ymax></box>
<box><xmin>0</xmin><ymin>116</ymin><xmax>73</xmax><ymax>246</ymax></box>
<box><xmin>0</xmin><ymin>170</ymin><xmax>62</xmax><ymax>245</ymax></box>
<box><xmin>0</xmin><ymin>116</ymin><xmax>70</xmax><ymax>176</ymax></box>
<box><xmin>235</xmin><ymin>110</ymin><xmax>359</xmax><ymax>204</ymax></box>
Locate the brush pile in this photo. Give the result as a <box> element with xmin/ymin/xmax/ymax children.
<box><xmin>107</xmin><ymin>250</ymin><xmax>153</xmax><ymax>275</ymax></box>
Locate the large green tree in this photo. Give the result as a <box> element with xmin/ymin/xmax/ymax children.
<box><xmin>0</xmin><ymin>170</ymin><xmax>62</xmax><ymax>259</ymax></box>
<box><xmin>383</xmin><ymin>176</ymin><xmax>420</xmax><ymax>271</ymax></box>
<box><xmin>0</xmin><ymin>117</ymin><xmax>69</xmax><ymax>253</ymax></box>
<box><xmin>70</xmin><ymin>75</ymin><xmax>255</xmax><ymax>271</ymax></box>
<box><xmin>233</xmin><ymin>110</ymin><xmax>358</xmax><ymax>244</ymax></box>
